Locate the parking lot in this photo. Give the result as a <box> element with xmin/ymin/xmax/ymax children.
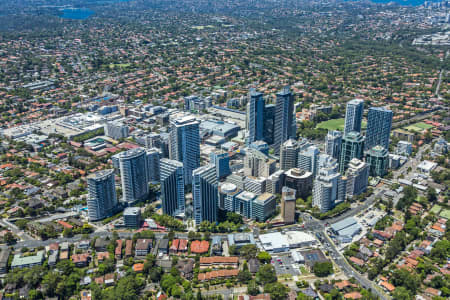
<box><xmin>271</xmin><ymin>255</ymin><xmax>301</xmax><ymax>276</ymax></box>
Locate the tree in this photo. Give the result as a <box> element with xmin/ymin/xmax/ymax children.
<box><xmin>430</xmin><ymin>240</ymin><xmax>450</xmax><ymax>261</ymax></box>
<box><xmin>3</xmin><ymin>231</ymin><xmax>16</xmax><ymax>245</ymax></box>
<box><xmin>427</xmin><ymin>187</ymin><xmax>437</xmax><ymax>203</ymax></box>
<box><xmin>264</xmin><ymin>282</ymin><xmax>288</xmax><ymax>299</ymax></box>
<box><xmin>256</xmin><ymin>264</ymin><xmax>277</xmax><ymax>285</ymax></box>
<box><xmin>392</xmin><ymin>286</ymin><xmax>412</xmax><ymax>300</ymax></box>
<box><xmin>238</xmin><ymin>261</ymin><xmax>252</xmax><ymax>283</ymax></box>
<box><xmin>257</xmin><ymin>251</ymin><xmax>272</xmax><ymax>264</ymax></box>
<box><xmin>391</xmin><ymin>269</ymin><xmax>421</xmax><ymax>295</ymax></box>
<box><xmin>240</xmin><ymin>244</ymin><xmax>258</xmax><ymax>260</ymax></box>
<box><xmin>247</xmin><ymin>280</ymin><xmax>260</xmax><ymax>296</ymax></box>
<box><xmin>312</xmin><ymin>261</ymin><xmax>333</xmax><ymax>277</ymax></box>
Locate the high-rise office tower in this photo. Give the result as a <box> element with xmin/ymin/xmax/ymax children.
<box><xmin>313</xmin><ymin>167</ymin><xmax>346</xmax><ymax>213</ymax></box>
<box><xmin>249</xmin><ymin>140</ymin><xmax>270</xmax><ymax>155</ymax></box>
<box><xmin>345</xmin><ymin>158</ymin><xmax>369</xmax><ymax>198</ymax></box>
<box><xmin>284</xmin><ymin>168</ymin><xmax>313</xmax><ymax>199</ymax></box>
<box><xmin>273</xmin><ymin>86</ymin><xmax>295</xmax><ymax>155</ymax></box>
<box><xmin>118</xmin><ymin>148</ymin><xmax>149</xmax><ymax>204</ymax></box>
<box><xmin>244</xmin><ymin>149</ymin><xmax>276</xmax><ymax>178</ymax></box>
<box><xmin>365</xmin><ymin>145</ymin><xmax>389</xmax><ymax>177</ymax></box>
<box><xmin>317</xmin><ymin>154</ymin><xmax>339</xmax><ymax>173</ymax></box>
<box><xmin>281</xmin><ymin>186</ymin><xmax>296</xmax><ymax>224</ymax></box>
<box><xmin>280</xmin><ymin>139</ymin><xmax>300</xmax><ymax>171</ymax></box>
<box><xmin>235</xmin><ymin>191</ymin><xmax>257</xmax><ymax>219</ymax></box>
<box><xmin>246</xmin><ymin>89</ymin><xmax>265</xmax><ymax>144</ymax></box>
<box><xmin>193</xmin><ymin>165</ymin><xmax>218</xmax><ymax>225</ymax></box>
<box><xmin>263</xmin><ymin>104</ymin><xmax>276</xmax><ymax>145</ymax></box>
<box><xmin>160</xmin><ymin>158</ymin><xmax>185</xmax><ymax>216</ymax></box>
<box><xmin>87</xmin><ymin>169</ymin><xmax>117</xmax><ymax>221</ymax></box>
<box><xmin>344</xmin><ymin>99</ymin><xmax>364</xmax><ymax>135</ymax></box>
<box><xmin>365</xmin><ymin>107</ymin><xmax>393</xmax><ymax>150</ymax></box>
<box><xmin>339</xmin><ymin>132</ymin><xmax>365</xmax><ymax>173</ymax></box>
<box><xmin>169</xmin><ymin>116</ymin><xmax>200</xmax><ymax>185</ymax></box>
<box><xmin>298</xmin><ymin>145</ymin><xmax>320</xmax><ymax>176</ymax></box>
<box><xmin>325</xmin><ymin>130</ymin><xmax>343</xmax><ymax>160</ymax></box>
<box><xmin>209</xmin><ymin>150</ymin><xmax>231</xmax><ymax>179</ymax></box>
<box><xmin>219</xmin><ymin>182</ymin><xmax>241</xmax><ymax>212</ymax></box>
<box><xmin>104</xmin><ymin>121</ymin><xmax>129</xmax><ymax>140</ymax></box>
<box><xmin>146</xmin><ymin>149</ymin><xmax>160</xmax><ymax>183</ymax></box>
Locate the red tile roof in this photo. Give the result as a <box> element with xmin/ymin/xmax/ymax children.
<box><xmin>197</xmin><ymin>269</ymin><xmax>239</xmax><ymax>281</ymax></box>
<box><xmin>190</xmin><ymin>240</ymin><xmax>209</xmax><ymax>254</ymax></box>
<box><xmin>200</xmin><ymin>256</ymin><xmax>239</xmax><ymax>264</ymax></box>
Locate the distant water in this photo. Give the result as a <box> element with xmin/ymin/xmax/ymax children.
<box><xmin>60</xmin><ymin>8</ymin><xmax>94</xmax><ymax>20</ymax></box>
<box><xmin>370</xmin><ymin>0</ymin><xmax>442</xmax><ymax>5</ymax></box>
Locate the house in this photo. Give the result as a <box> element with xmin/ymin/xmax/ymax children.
<box><xmin>169</xmin><ymin>239</ymin><xmax>179</xmax><ymax>254</ymax></box>
<box><xmin>238</xmin><ymin>294</ymin><xmax>271</xmax><ymax>300</ymax></box>
<box><xmin>344</xmin><ymin>292</ymin><xmax>362</xmax><ymax>299</ymax></box>
<box><xmin>80</xmin><ymin>290</ymin><xmax>92</xmax><ymax>300</ymax></box>
<box><xmin>77</xmin><ymin>240</ymin><xmax>90</xmax><ymax>250</ymax></box>
<box><xmin>115</xmin><ymin>240</ymin><xmax>123</xmax><ymax>259</ymax></box>
<box><xmin>248</xmin><ymin>258</ymin><xmax>260</xmax><ymax>274</ymax></box>
<box><xmin>158</xmin><ymin>238</ymin><xmax>169</xmax><ymax>254</ymax></box>
<box><xmin>133</xmin><ymin>263</ymin><xmax>144</xmax><ymax>273</ymax></box>
<box><xmin>104</xmin><ymin>273</ymin><xmax>115</xmax><ymax>286</ymax></box>
<box><xmin>349</xmin><ymin>257</ymin><xmax>365</xmax><ymax>267</ymax></box>
<box><xmin>125</xmin><ymin>240</ymin><xmax>133</xmax><ymax>258</ymax></box>
<box><xmin>335</xmin><ymin>280</ymin><xmax>357</xmax><ymax>291</ymax></box>
<box><xmin>176</xmin><ymin>259</ymin><xmax>194</xmax><ymax>280</ymax></box>
<box><xmin>72</xmin><ymin>253</ymin><xmax>91</xmax><ymax>267</ymax></box>
<box><xmin>190</xmin><ymin>240</ymin><xmax>210</xmax><ymax>254</ymax></box>
<box><xmin>170</xmin><ymin>239</ymin><xmax>188</xmax><ymax>254</ymax></box>
<box><xmin>135</xmin><ymin>239</ymin><xmax>152</xmax><ymax>256</ymax></box>
<box><xmin>372</xmin><ymin>230</ymin><xmax>392</xmax><ymax>241</ymax></box>
<box><xmin>97</xmin><ymin>252</ymin><xmax>110</xmax><ymax>263</ymax></box>
<box><xmin>48</xmin><ymin>251</ymin><xmax>59</xmax><ymax>266</ymax></box>
<box><xmin>95</xmin><ymin>238</ymin><xmax>109</xmax><ymax>252</ymax></box>
<box><xmin>319</xmin><ymin>283</ymin><xmax>334</xmax><ymax>293</ymax></box>
<box><xmin>424</xmin><ymin>287</ymin><xmax>441</xmax><ymax>297</ymax></box>
<box><xmin>11</xmin><ymin>251</ymin><xmax>45</xmax><ymax>269</ymax></box>
<box><xmin>199</xmin><ymin>256</ymin><xmax>239</xmax><ymax>269</ymax></box>
<box><xmin>197</xmin><ymin>269</ymin><xmax>239</xmax><ymax>281</ymax></box>
<box><xmin>380</xmin><ymin>281</ymin><xmax>395</xmax><ymax>293</ymax></box>
<box><xmin>211</xmin><ymin>236</ymin><xmax>223</xmax><ymax>255</ymax></box>
<box><xmin>0</xmin><ymin>249</ymin><xmax>10</xmax><ymax>274</ymax></box>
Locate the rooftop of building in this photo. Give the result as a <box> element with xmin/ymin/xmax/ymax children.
<box><xmin>87</xmin><ymin>169</ymin><xmax>114</xmax><ymax>180</ymax></box>
<box><xmin>116</xmin><ymin>147</ymin><xmax>146</xmax><ymax>159</ymax></box>
<box><xmin>254</xmin><ymin>192</ymin><xmax>275</xmax><ymax>204</ymax></box>
<box><xmin>237</xmin><ymin>191</ymin><xmax>257</xmax><ymax>201</ymax></box>
<box><xmin>124</xmin><ymin>207</ymin><xmax>140</xmax><ymax>216</ymax></box>
<box><xmin>348</xmin><ymin>98</ymin><xmax>364</xmax><ymax>105</ymax></box>
<box><xmin>365</xmin><ymin>145</ymin><xmax>388</xmax><ymax>156</ymax></box>
<box><xmin>343</xmin><ymin>131</ymin><xmax>365</xmax><ymax>142</ymax></box>
<box><xmin>285</xmin><ymin>168</ymin><xmax>313</xmax><ymax>179</ymax></box>
<box><xmin>172</xmin><ymin>116</ymin><xmax>199</xmax><ymax>126</ymax></box>
<box><xmin>219</xmin><ymin>182</ymin><xmax>240</xmax><ymax>195</ymax></box>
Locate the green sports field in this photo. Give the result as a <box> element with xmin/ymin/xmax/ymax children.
<box><xmin>430</xmin><ymin>204</ymin><xmax>442</xmax><ymax>214</ymax></box>
<box><xmin>316</xmin><ymin>118</ymin><xmax>367</xmax><ymax>131</ymax></box>
<box><xmin>404</xmin><ymin>122</ymin><xmax>434</xmax><ymax>133</ymax></box>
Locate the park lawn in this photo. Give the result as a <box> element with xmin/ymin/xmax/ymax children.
<box><xmin>439</xmin><ymin>209</ymin><xmax>450</xmax><ymax>220</ymax></box>
<box><xmin>109</xmin><ymin>63</ymin><xmax>131</xmax><ymax>68</ymax></box>
<box><xmin>300</xmin><ymin>266</ymin><xmax>308</xmax><ymax>274</ymax></box>
<box><xmin>316</xmin><ymin>118</ymin><xmax>366</xmax><ymax>131</ymax></box>
<box><xmin>316</xmin><ymin>118</ymin><xmax>345</xmax><ymax>131</ymax></box>
<box><xmin>404</xmin><ymin>122</ymin><xmax>434</xmax><ymax>133</ymax></box>
<box><xmin>430</xmin><ymin>204</ymin><xmax>442</xmax><ymax>214</ymax></box>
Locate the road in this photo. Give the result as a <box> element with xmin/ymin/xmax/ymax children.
<box><xmin>0</xmin><ymin>219</ymin><xmax>34</xmax><ymax>241</ymax></box>
<box><xmin>0</xmin><ymin>230</ymin><xmax>188</xmax><ymax>250</ymax></box>
<box><xmin>301</xmin><ymin>212</ymin><xmax>389</xmax><ymax>300</ymax></box>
